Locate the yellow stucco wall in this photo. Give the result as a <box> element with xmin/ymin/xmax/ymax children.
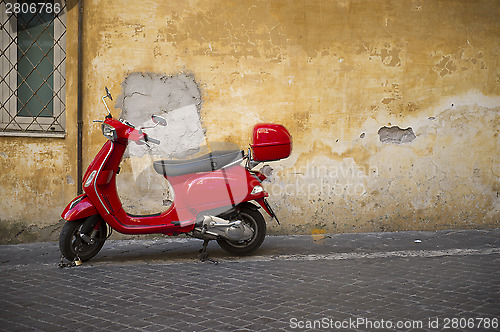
<box><xmin>1</xmin><ymin>0</ymin><xmax>498</xmax><ymax>243</ymax></box>
<box><xmin>0</xmin><ymin>1</ymin><xmax>79</xmax><ymax>243</ymax></box>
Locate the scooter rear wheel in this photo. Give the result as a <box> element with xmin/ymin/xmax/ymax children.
<box><xmin>59</xmin><ymin>216</ymin><xmax>107</xmax><ymax>262</ymax></box>
<box><xmin>217</xmin><ymin>206</ymin><xmax>266</xmax><ymax>255</ymax></box>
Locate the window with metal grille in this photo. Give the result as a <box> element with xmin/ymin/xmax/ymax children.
<box><xmin>0</xmin><ymin>1</ymin><xmax>66</xmax><ymax>137</ymax></box>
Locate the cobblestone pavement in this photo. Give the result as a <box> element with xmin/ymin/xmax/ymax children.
<box><xmin>0</xmin><ymin>229</ymin><xmax>499</xmax><ymax>331</ymax></box>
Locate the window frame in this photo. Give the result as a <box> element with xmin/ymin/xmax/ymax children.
<box><xmin>0</xmin><ymin>1</ymin><xmax>66</xmax><ymax>138</ymax></box>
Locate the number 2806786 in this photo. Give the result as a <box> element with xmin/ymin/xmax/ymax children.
<box><xmin>5</xmin><ymin>2</ymin><xmax>62</xmax><ymax>15</ymax></box>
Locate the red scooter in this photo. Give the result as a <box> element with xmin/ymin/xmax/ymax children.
<box><xmin>59</xmin><ymin>88</ymin><xmax>292</xmax><ymax>264</ymax></box>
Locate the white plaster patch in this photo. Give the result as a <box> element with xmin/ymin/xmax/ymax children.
<box><xmin>127</xmin><ymin>104</ymin><xmax>205</xmax><ymax>159</ymax></box>
<box><xmin>116</xmin><ymin>72</ymin><xmax>205</xmax><ymax>159</ymax></box>
<box><xmin>118</xmin><ymin>105</ymin><xmax>205</xmax><ymax>214</ymax></box>
<box><xmin>114</xmin><ymin>73</ymin><xmax>206</xmax><ymax>214</ymax></box>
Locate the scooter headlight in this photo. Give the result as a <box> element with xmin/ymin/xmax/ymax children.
<box><xmin>102</xmin><ymin>123</ymin><xmax>117</xmax><ymax>141</ymax></box>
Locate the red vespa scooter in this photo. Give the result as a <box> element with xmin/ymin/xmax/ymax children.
<box><xmin>59</xmin><ymin>88</ymin><xmax>292</xmax><ymax>264</ymax></box>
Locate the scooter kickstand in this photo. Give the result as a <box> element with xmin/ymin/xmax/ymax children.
<box><xmin>199</xmin><ymin>240</ymin><xmax>218</xmax><ymax>265</ymax></box>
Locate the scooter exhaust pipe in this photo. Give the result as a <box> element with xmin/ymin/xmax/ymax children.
<box><xmin>202</xmin><ymin>216</ymin><xmax>242</xmax><ymax>228</ymax></box>
<box><xmin>192</xmin><ymin>216</ymin><xmax>253</xmax><ymax>242</ymax></box>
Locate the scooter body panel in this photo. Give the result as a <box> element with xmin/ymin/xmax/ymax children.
<box><xmin>168</xmin><ymin>165</ymin><xmax>266</xmax><ymax>212</ymax></box>
<box><xmin>82</xmin><ymin>141</ymin><xmax>125</xmax><ymax>217</ymax></box>
<box><xmin>67</xmin><ymin>131</ymin><xmax>268</xmax><ymax>235</ymax></box>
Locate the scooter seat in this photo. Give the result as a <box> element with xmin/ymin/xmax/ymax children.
<box><xmin>153</xmin><ymin>150</ymin><xmax>244</xmax><ymax>177</ymax></box>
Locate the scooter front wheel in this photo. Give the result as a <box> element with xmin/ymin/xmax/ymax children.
<box><xmin>59</xmin><ymin>216</ymin><xmax>107</xmax><ymax>262</ymax></box>
<box><xmin>217</xmin><ymin>206</ymin><xmax>266</xmax><ymax>256</ymax></box>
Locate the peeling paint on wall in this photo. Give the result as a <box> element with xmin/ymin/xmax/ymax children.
<box><xmin>266</xmin><ymin>95</ymin><xmax>500</xmax><ymax>235</ymax></box>
<box><xmin>378</xmin><ymin>126</ymin><xmax>416</xmax><ymax>144</ymax></box>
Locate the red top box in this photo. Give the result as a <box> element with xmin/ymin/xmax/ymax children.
<box><xmin>251</xmin><ymin>123</ymin><xmax>292</xmax><ymax>162</ymax></box>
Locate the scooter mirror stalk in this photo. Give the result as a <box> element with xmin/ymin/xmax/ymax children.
<box><xmin>139</xmin><ymin>115</ymin><xmax>167</xmax><ymax>130</ymax></box>
<box><xmin>104</xmin><ymin>86</ymin><xmax>113</xmax><ymax>100</ymax></box>
<box><xmin>101</xmin><ymin>87</ymin><xmax>113</xmax><ymax>117</ymax></box>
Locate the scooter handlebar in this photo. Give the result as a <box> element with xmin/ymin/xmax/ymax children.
<box><xmin>145</xmin><ymin>136</ymin><xmax>160</xmax><ymax>145</ymax></box>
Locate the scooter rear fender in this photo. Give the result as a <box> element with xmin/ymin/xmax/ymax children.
<box><xmin>61</xmin><ymin>194</ymin><xmax>99</xmax><ymax>221</ymax></box>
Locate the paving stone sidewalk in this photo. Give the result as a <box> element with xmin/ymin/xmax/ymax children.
<box><xmin>0</xmin><ymin>229</ymin><xmax>499</xmax><ymax>331</ymax></box>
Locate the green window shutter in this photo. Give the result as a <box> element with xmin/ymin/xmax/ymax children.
<box><xmin>17</xmin><ymin>11</ymin><xmax>54</xmax><ymax>118</ymax></box>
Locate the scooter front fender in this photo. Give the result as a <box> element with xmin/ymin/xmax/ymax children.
<box><xmin>61</xmin><ymin>194</ymin><xmax>99</xmax><ymax>221</ymax></box>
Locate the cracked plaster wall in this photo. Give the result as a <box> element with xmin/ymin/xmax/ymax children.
<box><xmin>378</xmin><ymin>126</ymin><xmax>416</xmax><ymax>144</ymax></box>
<box><xmin>1</xmin><ymin>0</ymin><xmax>499</xmax><ymax>243</ymax></box>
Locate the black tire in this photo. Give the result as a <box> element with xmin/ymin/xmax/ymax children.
<box><xmin>59</xmin><ymin>216</ymin><xmax>107</xmax><ymax>262</ymax></box>
<box><xmin>217</xmin><ymin>206</ymin><xmax>266</xmax><ymax>255</ymax></box>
